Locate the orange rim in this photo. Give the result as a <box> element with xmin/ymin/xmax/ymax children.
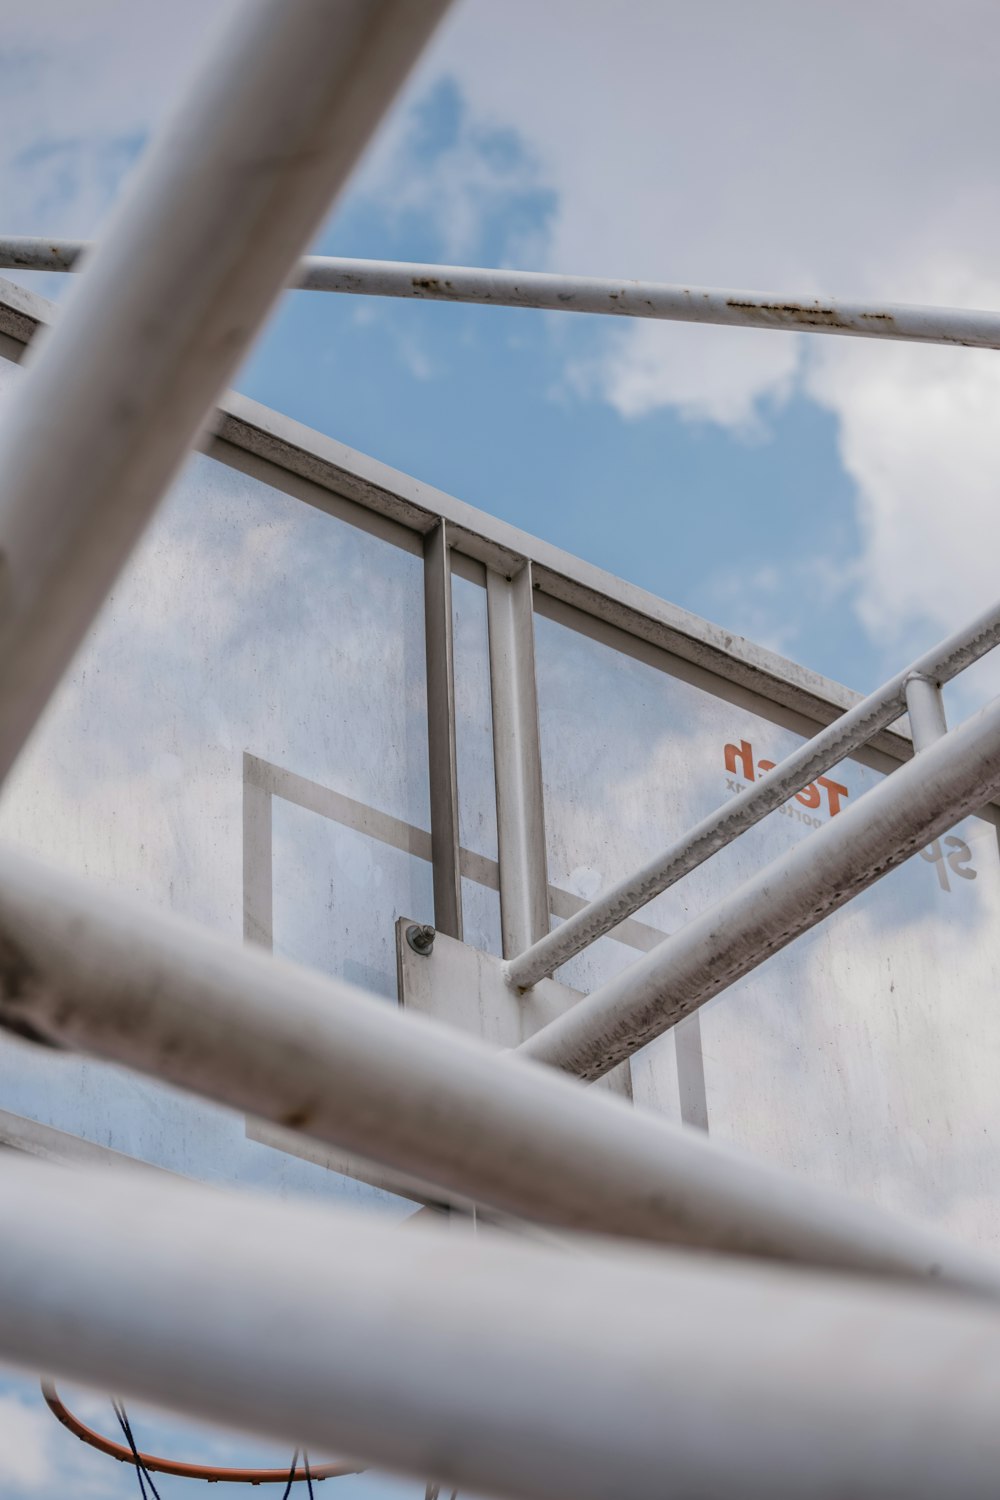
<box><xmin>41</xmin><ymin>1382</ymin><xmax>363</xmax><ymax>1484</ymax></box>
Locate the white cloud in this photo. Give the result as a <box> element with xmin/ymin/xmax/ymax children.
<box><xmin>357</xmin><ymin>81</ymin><xmax>552</xmax><ymax>265</ymax></box>
<box><xmin>0</xmin><ymin>1379</ymin><xmax>142</xmax><ymax>1500</ymax></box>
<box><xmin>805</xmin><ymin>334</ymin><xmax>1000</xmax><ymax>644</ymax></box>
<box><xmin>412</xmin><ymin>0</ymin><xmax>1000</xmax><ymax>655</ymax></box>
<box><xmin>4</xmin><ymin>0</ymin><xmax>999</xmax><ymax>664</ymax></box>
<box><xmin>569</xmin><ymin>320</ymin><xmax>800</xmax><ymax>430</ymax></box>
<box><xmin>0</xmin><ymin>2</ymin><xmax>224</xmax><ymax>238</ymax></box>
<box><xmin>0</xmin><ymin>1394</ymin><xmax>53</xmax><ymax>1490</ymax></box>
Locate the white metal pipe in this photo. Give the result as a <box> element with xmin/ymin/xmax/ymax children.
<box><xmin>905</xmin><ymin>673</ymin><xmax>949</xmax><ymax>751</ymax></box>
<box><xmin>5</xmin><ymin>236</ymin><xmax>1000</xmax><ymax>350</ymax></box>
<box><xmin>508</xmin><ymin>595</ymin><xmax>1000</xmax><ymax>988</ymax></box>
<box><xmin>0</xmin><ymin>1</ymin><xmax>447</xmax><ymax>783</ymax></box>
<box><xmin>4</xmin><ymin>1155</ymin><xmax>1000</xmax><ymax>1500</ymax></box>
<box><xmin>0</xmin><ymin>846</ymin><xmax>997</xmax><ymax>1294</ymax></box>
<box><xmin>520</xmin><ymin>688</ymin><xmax>1000</xmax><ymax>1080</ymax></box>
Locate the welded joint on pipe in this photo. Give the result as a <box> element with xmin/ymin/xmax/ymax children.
<box><xmin>903</xmin><ymin>670</ymin><xmax>944</xmax><ymax>691</ymax></box>
<box><xmin>501</xmin><ymin>958</ymin><xmax>529</xmax><ymax>994</ymax></box>
<box><xmin>497</xmin><ymin>557</ymin><xmax>532</xmax><ymax>585</ymax></box>
<box><xmin>904</xmin><ymin>673</ymin><xmax>949</xmax><ymax>753</ymax></box>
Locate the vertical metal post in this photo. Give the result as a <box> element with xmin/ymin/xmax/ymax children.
<box><xmin>423</xmin><ymin>521</ymin><xmax>462</xmax><ymax>939</ymax></box>
<box><xmin>486</xmin><ymin>563</ymin><xmax>549</xmax><ymax>958</ymax></box>
<box><xmin>242</xmin><ymin>754</ymin><xmax>273</xmax><ymax>951</ymax></box>
<box><xmin>905</xmin><ymin>673</ymin><xmax>951</xmax><ymax>894</ymax></box>
<box><xmin>675</xmin><ymin>1017</ymin><xmax>710</xmax><ymax>1131</ymax></box>
<box><xmin>905</xmin><ymin>673</ymin><xmax>948</xmax><ymax>751</ymax></box>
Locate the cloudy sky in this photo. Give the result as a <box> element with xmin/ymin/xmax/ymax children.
<box><xmin>4</xmin><ymin>0</ymin><xmax>1000</xmax><ymax>698</ymax></box>
<box><xmin>2</xmin><ymin>2</ymin><xmax>1000</xmax><ymax>1496</ymax></box>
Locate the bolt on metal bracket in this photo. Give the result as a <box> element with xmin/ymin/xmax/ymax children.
<box><xmin>405</xmin><ymin>924</ymin><xmax>436</xmax><ymax>957</ymax></box>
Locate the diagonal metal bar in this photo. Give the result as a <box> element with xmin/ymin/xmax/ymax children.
<box><xmin>518</xmin><ymin>689</ymin><xmax>1000</xmax><ymax>1082</ymax></box>
<box><xmin>0</xmin><ymin>0</ymin><xmax>448</xmax><ymax>784</ymax></box>
<box><xmin>3</xmin><ymin>1154</ymin><xmax>1000</xmax><ymax>1500</ymax></box>
<box><xmin>6</xmin><ymin>238</ymin><xmax>1000</xmax><ymax>350</ymax></box>
<box><xmin>0</xmin><ymin>846</ymin><xmax>998</xmax><ymax>1293</ymax></box>
<box><xmin>507</xmin><ymin>596</ymin><xmax>1000</xmax><ymax>988</ymax></box>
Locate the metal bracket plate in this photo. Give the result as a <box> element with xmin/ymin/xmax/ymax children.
<box><xmin>396</xmin><ymin>919</ymin><xmax>632</xmax><ymax>1101</ymax></box>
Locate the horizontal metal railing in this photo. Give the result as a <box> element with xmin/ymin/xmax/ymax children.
<box><xmin>5</xmin><ymin>236</ymin><xmax>1000</xmax><ymax>349</ymax></box>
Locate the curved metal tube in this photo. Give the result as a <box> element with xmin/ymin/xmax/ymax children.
<box><xmin>42</xmin><ymin>1381</ymin><xmax>360</xmax><ymax>1483</ymax></box>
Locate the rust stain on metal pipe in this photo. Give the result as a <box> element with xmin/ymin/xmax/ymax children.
<box><xmin>726</xmin><ymin>298</ymin><xmax>852</xmax><ymax>328</ymax></box>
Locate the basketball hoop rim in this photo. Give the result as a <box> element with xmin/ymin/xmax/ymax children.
<box><xmin>41</xmin><ymin>1382</ymin><xmax>362</xmax><ymax>1483</ymax></box>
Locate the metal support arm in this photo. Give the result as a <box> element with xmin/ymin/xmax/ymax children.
<box><xmin>508</xmin><ymin>596</ymin><xmax>1000</xmax><ymax>988</ymax></box>
<box><xmin>519</xmin><ymin>687</ymin><xmax>1000</xmax><ymax>1079</ymax></box>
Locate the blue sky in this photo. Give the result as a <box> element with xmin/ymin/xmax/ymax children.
<box><xmin>7</xmin><ymin>0</ymin><xmax>1000</xmax><ymax>703</ymax></box>
<box><xmin>241</xmin><ymin>78</ymin><xmax>872</xmax><ymax>684</ymax></box>
<box><xmin>3</xmin><ymin>2</ymin><xmax>1000</xmax><ymax>1496</ymax></box>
